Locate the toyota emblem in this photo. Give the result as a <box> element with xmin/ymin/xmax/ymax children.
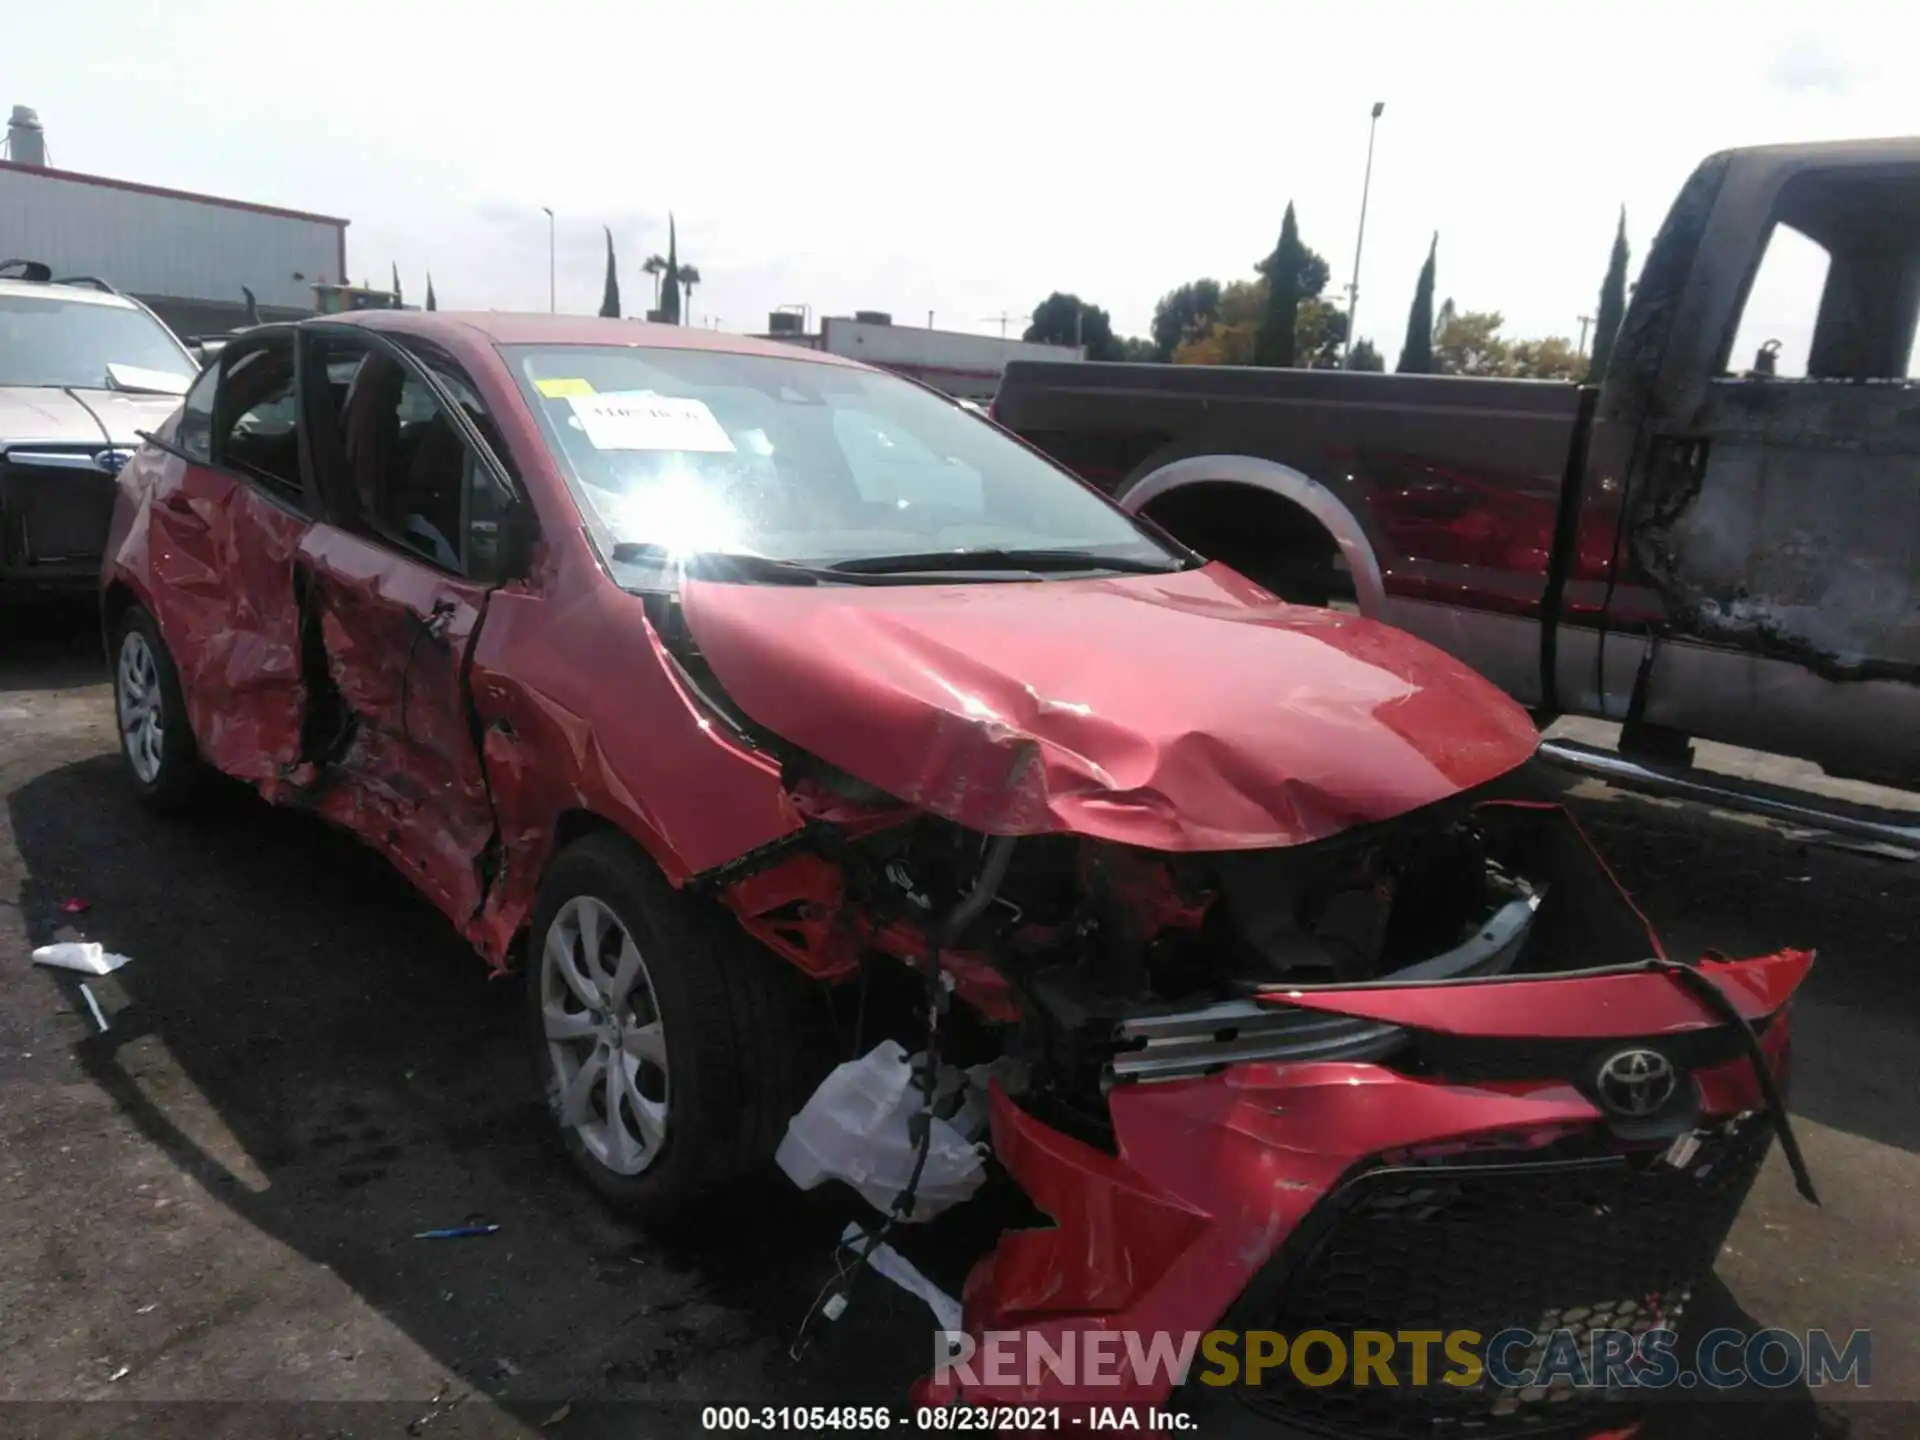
<box><xmin>1595</xmin><ymin>1047</ymin><xmax>1679</xmax><ymax>1117</ymax></box>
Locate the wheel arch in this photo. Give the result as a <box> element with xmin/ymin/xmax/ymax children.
<box><xmin>1117</xmin><ymin>454</ymin><xmax>1386</xmax><ymax>617</ymax></box>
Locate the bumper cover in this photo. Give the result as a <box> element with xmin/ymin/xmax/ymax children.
<box><xmin>919</xmin><ymin>950</ymin><xmax>1805</xmax><ymax>1436</ymax></box>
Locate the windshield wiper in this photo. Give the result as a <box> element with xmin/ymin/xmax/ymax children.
<box><xmin>611</xmin><ymin>543</ymin><xmax>879</xmax><ymax>586</ymax></box>
<box><xmin>825</xmin><ymin>547</ymin><xmax>1185</xmax><ymax>577</ymax></box>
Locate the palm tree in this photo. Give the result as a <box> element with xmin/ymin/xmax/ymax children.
<box><xmin>643</xmin><ymin>254</ymin><xmax>667</xmax><ymax>309</ymax></box>
<box><xmin>678</xmin><ymin>264</ymin><xmax>702</xmax><ymax>322</ymax></box>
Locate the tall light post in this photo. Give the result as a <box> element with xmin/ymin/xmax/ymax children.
<box><xmin>541</xmin><ymin>206</ymin><xmax>555</xmax><ymax>313</ymax></box>
<box><xmin>1341</xmin><ymin>102</ymin><xmax>1385</xmax><ymax>369</ymax></box>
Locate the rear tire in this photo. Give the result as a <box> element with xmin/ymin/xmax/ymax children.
<box><xmin>525</xmin><ymin>831</ymin><xmax>820</xmax><ymax>1222</ymax></box>
<box><xmin>112</xmin><ymin>605</ymin><xmax>206</xmax><ymax>812</ymax></box>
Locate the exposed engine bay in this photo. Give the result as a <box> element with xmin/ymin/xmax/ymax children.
<box><xmin>709</xmin><ymin>751</ymin><xmax>1659</xmax><ymax>1137</ymax></box>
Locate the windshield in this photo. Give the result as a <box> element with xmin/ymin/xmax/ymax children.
<box><xmin>0</xmin><ymin>293</ymin><xmax>198</xmax><ymax>390</ymax></box>
<box><xmin>502</xmin><ymin>344</ymin><xmax>1181</xmax><ymax>580</ymax></box>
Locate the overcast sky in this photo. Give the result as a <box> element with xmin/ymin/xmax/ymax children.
<box><xmin>8</xmin><ymin>1</ymin><xmax>1914</xmax><ymax>352</ymax></box>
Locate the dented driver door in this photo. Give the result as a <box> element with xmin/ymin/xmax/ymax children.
<box><xmin>291</xmin><ymin>327</ymin><xmax>522</xmax><ymax>926</ymax></box>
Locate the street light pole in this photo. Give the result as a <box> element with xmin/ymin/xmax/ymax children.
<box><xmin>1341</xmin><ymin>102</ymin><xmax>1385</xmax><ymax>370</ymax></box>
<box><xmin>541</xmin><ymin>207</ymin><xmax>555</xmax><ymax>313</ymax></box>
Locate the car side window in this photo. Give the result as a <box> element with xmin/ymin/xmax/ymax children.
<box><xmin>214</xmin><ymin>337</ymin><xmax>306</xmax><ymax>504</ymax></box>
<box><xmin>395</xmin><ymin>339</ymin><xmax>524</xmax><ymax>583</ymax></box>
<box><xmin>326</xmin><ymin>337</ymin><xmax>519</xmax><ymax>581</ymax></box>
<box><xmin>176</xmin><ymin>361</ymin><xmax>219</xmax><ymax>462</ymax></box>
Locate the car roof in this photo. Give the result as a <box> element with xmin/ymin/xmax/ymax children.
<box><xmin>327</xmin><ymin>310</ymin><xmax>870</xmax><ymax>369</ymax></box>
<box><xmin>0</xmin><ymin>277</ymin><xmax>140</xmax><ymax>308</ymax></box>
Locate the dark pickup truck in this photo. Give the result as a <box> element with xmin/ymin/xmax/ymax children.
<box><xmin>993</xmin><ymin>137</ymin><xmax>1920</xmax><ymax>814</ymax></box>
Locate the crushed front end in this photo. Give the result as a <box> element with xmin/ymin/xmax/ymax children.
<box><xmin>723</xmin><ymin>776</ymin><xmax>1810</xmax><ymax>1437</ymax></box>
<box><xmin>662</xmin><ymin>571</ymin><xmax>1814</xmax><ymax>1436</ymax></box>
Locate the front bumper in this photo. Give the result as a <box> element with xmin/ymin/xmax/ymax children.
<box><xmin>918</xmin><ymin>973</ymin><xmax>1798</xmax><ymax>1438</ymax></box>
<box><xmin>0</xmin><ymin>450</ymin><xmax>120</xmax><ymax>590</ymax></box>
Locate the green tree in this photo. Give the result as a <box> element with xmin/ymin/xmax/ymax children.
<box><xmin>643</xmin><ymin>254</ymin><xmax>667</xmax><ymax>307</ymax></box>
<box><xmin>658</xmin><ymin>214</ymin><xmax>682</xmax><ymax>324</ymax></box>
<box><xmin>1433</xmin><ymin>308</ymin><xmax>1512</xmax><ymax>375</ymax></box>
<box><xmin>1253</xmin><ymin>203</ymin><xmax>1304</xmax><ymax>367</ymax></box>
<box><xmin>598</xmin><ymin>226</ymin><xmax>621</xmax><ymax>318</ymax></box>
<box><xmin>1151</xmin><ymin>280</ymin><xmax>1223</xmax><ymax>361</ymax></box>
<box><xmin>424</xmin><ymin>272</ymin><xmax>437</xmax><ymax>311</ymax></box>
<box><xmin>1508</xmin><ymin>336</ymin><xmax>1586</xmax><ymax>380</ymax></box>
<box><xmin>1348</xmin><ymin>337</ymin><xmax>1384</xmax><ymax>371</ymax></box>
<box><xmin>678</xmin><ymin>264</ymin><xmax>702</xmax><ymax>322</ymax></box>
<box><xmin>1587</xmin><ymin>208</ymin><xmax>1629</xmax><ymax>382</ymax></box>
<box><xmin>391</xmin><ymin>262</ymin><xmax>403</xmax><ymax>307</ymax></box>
<box><xmin>1117</xmin><ymin>336</ymin><xmax>1156</xmax><ymax>362</ymax></box>
<box><xmin>1024</xmin><ymin>292</ymin><xmax>1124</xmax><ymax>360</ymax></box>
<box><xmin>1295</xmin><ymin>295</ymin><xmax>1348</xmax><ymax>368</ymax></box>
<box><xmin>1396</xmin><ymin>234</ymin><xmax>1437</xmax><ymax>373</ymax></box>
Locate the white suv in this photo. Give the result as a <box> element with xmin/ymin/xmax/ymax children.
<box><xmin>0</xmin><ymin>262</ymin><xmax>199</xmax><ymax>592</ymax></box>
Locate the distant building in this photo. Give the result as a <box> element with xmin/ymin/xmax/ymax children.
<box><xmin>1</xmin><ymin>104</ymin><xmax>349</xmax><ymax>338</ymax></box>
<box><xmin>752</xmin><ymin>309</ymin><xmax>1084</xmax><ymax>401</ymax></box>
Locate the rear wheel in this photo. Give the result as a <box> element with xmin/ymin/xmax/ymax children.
<box><xmin>112</xmin><ymin>606</ymin><xmax>206</xmax><ymax>811</ymax></box>
<box><xmin>525</xmin><ymin>832</ymin><xmax>819</xmax><ymax>1221</ymax></box>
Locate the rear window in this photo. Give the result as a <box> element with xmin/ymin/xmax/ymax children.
<box><xmin>500</xmin><ymin>343</ymin><xmax>1174</xmax><ymax>577</ymax></box>
<box><xmin>0</xmin><ymin>293</ymin><xmax>197</xmax><ymax>390</ymax></box>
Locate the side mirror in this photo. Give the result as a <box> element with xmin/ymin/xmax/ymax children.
<box><xmin>186</xmin><ymin>342</ymin><xmax>209</xmax><ymax>367</ymax></box>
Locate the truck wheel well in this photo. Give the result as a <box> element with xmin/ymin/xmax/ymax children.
<box><xmin>1141</xmin><ymin>483</ymin><xmax>1355</xmax><ymax>608</ymax></box>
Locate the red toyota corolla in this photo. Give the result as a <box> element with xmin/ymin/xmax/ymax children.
<box><xmin>101</xmin><ymin>313</ymin><xmax>1812</xmax><ymax>1435</ymax></box>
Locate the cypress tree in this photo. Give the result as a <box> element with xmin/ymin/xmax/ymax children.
<box><xmin>1397</xmin><ymin>234</ymin><xmax>1438</xmax><ymax>374</ymax></box>
<box><xmin>599</xmin><ymin>226</ymin><xmax>622</xmax><ymax>318</ymax></box>
<box><xmin>658</xmin><ymin>214</ymin><xmax>682</xmax><ymax>325</ymax></box>
<box><xmin>1587</xmin><ymin>209</ymin><xmax>1629</xmax><ymax>383</ymax></box>
<box><xmin>1254</xmin><ymin>203</ymin><xmax>1302</xmax><ymax>367</ymax></box>
<box><xmin>425</xmin><ymin>272</ymin><xmax>437</xmax><ymax>311</ymax></box>
<box><xmin>391</xmin><ymin>262</ymin><xmax>403</xmax><ymax>307</ymax></box>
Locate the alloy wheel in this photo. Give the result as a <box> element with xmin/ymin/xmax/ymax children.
<box><xmin>117</xmin><ymin>629</ymin><xmax>165</xmax><ymax>784</ymax></box>
<box><xmin>539</xmin><ymin>895</ymin><xmax>670</xmax><ymax>1176</ymax></box>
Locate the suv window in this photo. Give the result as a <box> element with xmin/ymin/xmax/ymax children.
<box><xmin>325</xmin><ymin>336</ymin><xmax>518</xmax><ymax>579</ymax></box>
<box><xmin>215</xmin><ymin>338</ymin><xmax>306</xmax><ymax>503</ymax></box>
<box><xmin>0</xmin><ymin>292</ymin><xmax>198</xmax><ymax>390</ymax></box>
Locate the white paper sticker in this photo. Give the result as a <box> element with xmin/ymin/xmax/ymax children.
<box><xmin>567</xmin><ymin>391</ymin><xmax>735</xmax><ymax>453</ymax></box>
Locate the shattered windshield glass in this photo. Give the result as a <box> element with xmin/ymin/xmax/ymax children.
<box><xmin>502</xmin><ymin>343</ymin><xmax>1180</xmax><ymax>578</ymax></box>
<box><xmin>0</xmin><ymin>293</ymin><xmax>198</xmax><ymax>390</ymax></box>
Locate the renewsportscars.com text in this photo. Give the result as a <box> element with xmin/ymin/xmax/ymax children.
<box><xmin>935</xmin><ymin>1326</ymin><xmax>1872</xmax><ymax>1392</ymax></box>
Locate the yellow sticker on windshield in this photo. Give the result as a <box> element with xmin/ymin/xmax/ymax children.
<box><xmin>535</xmin><ymin>377</ymin><xmax>596</xmax><ymax>398</ymax></box>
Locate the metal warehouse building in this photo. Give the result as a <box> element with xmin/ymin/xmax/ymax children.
<box><xmin>1</xmin><ymin>105</ymin><xmax>348</xmax><ymax>337</ymax></box>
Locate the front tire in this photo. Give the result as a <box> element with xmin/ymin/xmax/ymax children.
<box><xmin>525</xmin><ymin>831</ymin><xmax>817</xmax><ymax>1222</ymax></box>
<box><xmin>112</xmin><ymin>605</ymin><xmax>206</xmax><ymax>812</ymax></box>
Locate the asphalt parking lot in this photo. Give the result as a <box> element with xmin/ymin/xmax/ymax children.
<box><xmin>2</xmin><ymin>597</ymin><xmax>1915</xmax><ymax>1439</ymax></box>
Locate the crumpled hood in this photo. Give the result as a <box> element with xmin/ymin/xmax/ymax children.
<box><xmin>681</xmin><ymin>562</ymin><xmax>1541</xmax><ymax>850</ymax></box>
<box><xmin>0</xmin><ymin>386</ymin><xmax>180</xmax><ymax>449</ymax></box>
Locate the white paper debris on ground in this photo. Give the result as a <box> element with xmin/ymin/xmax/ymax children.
<box><xmin>566</xmin><ymin>391</ymin><xmax>736</xmax><ymax>453</ymax></box>
<box><xmin>841</xmin><ymin>1222</ymin><xmax>963</xmax><ymax>1332</ymax></box>
<box><xmin>32</xmin><ymin>942</ymin><xmax>131</xmax><ymax>976</ymax></box>
<box><xmin>777</xmin><ymin>1040</ymin><xmax>986</xmax><ymax>1221</ymax></box>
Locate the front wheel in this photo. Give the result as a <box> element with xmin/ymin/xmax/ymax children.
<box><xmin>525</xmin><ymin>832</ymin><xmax>819</xmax><ymax>1221</ymax></box>
<box><xmin>112</xmin><ymin>605</ymin><xmax>206</xmax><ymax>811</ymax></box>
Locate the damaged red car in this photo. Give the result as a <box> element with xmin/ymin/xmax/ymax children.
<box><xmin>102</xmin><ymin>313</ymin><xmax>1815</xmax><ymax>1436</ymax></box>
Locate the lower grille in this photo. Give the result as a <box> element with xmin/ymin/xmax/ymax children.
<box><xmin>1234</xmin><ymin>1118</ymin><xmax>1774</xmax><ymax>1438</ymax></box>
<box><xmin>0</xmin><ymin>455</ymin><xmax>118</xmax><ymax>570</ymax></box>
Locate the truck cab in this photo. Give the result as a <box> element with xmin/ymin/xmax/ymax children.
<box><xmin>991</xmin><ymin>137</ymin><xmax>1920</xmax><ymax>800</ymax></box>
